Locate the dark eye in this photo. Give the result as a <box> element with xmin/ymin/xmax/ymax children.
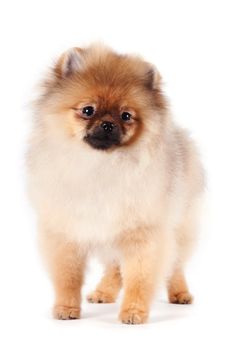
<box><xmin>121</xmin><ymin>112</ymin><xmax>131</xmax><ymax>121</ymax></box>
<box><xmin>82</xmin><ymin>106</ymin><xmax>95</xmax><ymax>117</ymax></box>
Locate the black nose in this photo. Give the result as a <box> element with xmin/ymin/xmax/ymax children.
<box><xmin>101</xmin><ymin>121</ymin><xmax>115</xmax><ymax>133</ymax></box>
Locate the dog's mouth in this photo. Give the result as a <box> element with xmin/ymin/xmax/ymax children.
<box><xmin>84</xmin><ymin>125</ymin><xmax>121</xmax><ymax>150</ymax></box>
<box><xmin>84</xmin><ymin>133</ymin><xmax>120</xmax><ymax>150</ymax></box>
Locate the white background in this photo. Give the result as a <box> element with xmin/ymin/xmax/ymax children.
<box><xmin>0</xmin><ymin>0</ymin><xmax>233</xmax><ymax>349</ymax></box>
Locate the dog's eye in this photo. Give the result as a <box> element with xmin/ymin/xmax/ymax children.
<box><xmin>82</xmin><ymin>106</ymin><xmax>95</xmax><ymax>117</ymax></box>
<box><xmin>121</xmin><ymin>112</ymin><xmax>131</xmax><ymax>121</ymax></box>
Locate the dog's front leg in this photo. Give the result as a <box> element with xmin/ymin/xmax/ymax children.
<box><xmin>118</xmin><ymin>230</ymin><xmax>171</xmax><ymax>324</ymax></box>
<box><xmin>40</xmin><ymin>232</ymin><xmax>86</xmax><ymax>320</ymax></box>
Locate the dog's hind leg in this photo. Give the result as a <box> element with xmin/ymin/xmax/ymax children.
<box><xmin>87</xmin><ymin>263</ymin><xmax>122</xmax><ymax>303</ymax></box>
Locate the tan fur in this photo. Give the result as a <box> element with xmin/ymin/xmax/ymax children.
<box><xmin>87</xmin><ymin>264</ymin><xmax>122</xmax><ymax>303</ymax></box>
<box><xmin>167</xmin><ymin>269</ymin><xmax>193</xmax><ymax>304</ymax></box>
<box><xmin>39</xmin><ymin>233</ymin><xmax>86</xmax><ymax>319</ymax></box>
<box><xmin>27</xmin><ymin>43</ymin><xmax>204</xmax><ymax>324</ymax></box>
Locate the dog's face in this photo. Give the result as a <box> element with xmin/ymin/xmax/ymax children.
<box><xmin>38</xmin><ymin>45</ymin><xmax>167</xmax><ymax>151</ymax></box>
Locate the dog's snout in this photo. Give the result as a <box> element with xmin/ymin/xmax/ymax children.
<box><xmin>85</xmin><ymin>121</ymin><xmax>120</xmax><ymax>150</ymax></box>
<box><xmin>101</xmin><ymin>121</ymin><xmax>115</xmax><ymax>133</ymax></box>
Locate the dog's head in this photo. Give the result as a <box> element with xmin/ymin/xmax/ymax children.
<box><xmin>37</xmin><ymin>44</ymin><xmax>167</xmax><ymax>151</ymax></box>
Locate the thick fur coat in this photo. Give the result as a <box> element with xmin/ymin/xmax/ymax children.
<box><xmin>27</xmin><ymin>44</ymin><xmax>204</xmax><ymax>324</ymax></box>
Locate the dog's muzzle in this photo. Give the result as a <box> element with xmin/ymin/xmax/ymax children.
<box><xmin>84</xmin><ymin>122</ymin><xmax>121</xmax><ymax>150</ymax></box>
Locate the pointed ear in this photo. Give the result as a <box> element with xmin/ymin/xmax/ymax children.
<box><xmin>144</xmin><ymin>66</ymin><xmax>162</xmax><ymax>90</ymax></box>
<box><xmin>54</xmin><ymin>47</ymin><xmax>84</xmax><ymax>78</ymax></box>
<box><xmin>145</xmin><ymin>65</ymin><xmax>167</xmax><ymax>110</ymax></box>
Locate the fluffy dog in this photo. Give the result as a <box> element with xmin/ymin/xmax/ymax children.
<box><xmin>27</xmin><ymin>44</ymin><xmax>204</xmax><ymax>324</ymax></box>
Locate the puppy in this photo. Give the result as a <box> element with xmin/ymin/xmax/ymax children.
<box><xmin>27</xmin><ymin>44</ymin><xmax>204</xmax><ymax>324</ymax></box>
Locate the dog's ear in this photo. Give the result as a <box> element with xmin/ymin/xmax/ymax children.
<box><xmin>145</xmin><ymin>66</ymin><xmax>167</xmax><ymax>110</ymax></box>
<box><xmin>144</xmin><ymin>65</ymin><xmax>162</xmax><ymax>90</ymax></box>
<box><xmin>54</xmin><ymin>47</ymin><xmax>85</xmax><ymax>78</ymax></box>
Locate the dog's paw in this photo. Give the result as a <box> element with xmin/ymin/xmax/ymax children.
<box><xmin>53</xmin><ymin>305</ymin><xmax>81</xmax><ymax>320</ymax></box>
<box><xmin>119</xmin><ymin>307</ymin><xmax>148</xmax><ymax>324</ymax></box>
<box><xmin>87</xmin><ymin>290</ymin><xmax>116</xmax><ymax>303</ymax></box>
<box><xmin>169</xmin><ymin>291</ymin><xmax>193</xmax><ymax>304</ymax></box>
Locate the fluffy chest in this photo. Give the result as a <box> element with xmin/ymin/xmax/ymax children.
<box><xmin>30</xmin><ymin>142</ymin><xmax>162</xmax><ymax>243</ymax></box>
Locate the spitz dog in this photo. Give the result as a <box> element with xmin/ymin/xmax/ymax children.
<box><xmin>27</xmin><ymin>44</ymin><xmax>204</xmax><ymax>324</ymax></box>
